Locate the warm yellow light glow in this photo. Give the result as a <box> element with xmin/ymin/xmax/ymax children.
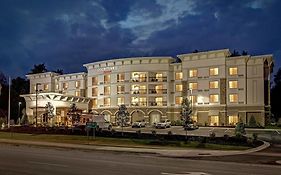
<box><xmin>229</xmin><ymin>94</ymin><xmax>238</xmax><ymax>102</ymax></box>
<box><xmin>209</xmin><ymin>67</ymin><xmax>219</xmax><ymax>76</ymax></box>
<box><xmin>175</xmin><ymin>72</ymin><xmax>183</xmax><ymax>80</ymax></box>
<box><xmin>189</xmin><ymin>69</ymin><xmax>197</xmax><ymax>77</ymax></box>
<box><xmin>229</xmin><ymin>80</ymin><xmax>238</xmax><ymax>88</ymax></box>
<box><xmin>229</xmin><ymin>67</ymin><xmax>238</xmax><ymax>75</ymax></box>
<box><xmin>209</xmin><ymin>81</ymin><xmax>219</xmax><ymax>89</ymax></box>
<box><xmin>209</xmin><ymin>94</ymin><xmax>219</xmax><ymax>103</ymax></box>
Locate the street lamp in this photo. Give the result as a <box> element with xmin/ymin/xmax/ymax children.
<box><xmin>35</xmin><ymin>83</ymin><xmax>41</xmax><ymax>127</ymax></box>
<box><xmin>18</xmin><ymin>102</ymin><xmax>22</xmax><ymax>125</ymax></box>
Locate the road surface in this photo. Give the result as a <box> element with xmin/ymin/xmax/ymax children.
<box><xmin>0</xmin><ymin>144</ymin><xmax>280</xmax><ymax>175</ymax></box>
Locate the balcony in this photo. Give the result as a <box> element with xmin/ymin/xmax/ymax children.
<box><xmin>131</xmin><ymin>102</ymin><xmax>147</xmax><ymax>107</ymax></box>
<box><xmin>131</xmin><ymin>77</ymin><xmax>147</xmax><ymax>82</ymax></box>
<box><xmin>149</xmin><ymin>77</ymin><xmax>167</xmax><ymax>82</ymax></box>
<box><xmin>148</xmin><ymin>89</ymin><xmax>167</xmax><ymax>94</ymax></box>
<box><xmin>149</xmin><ymin>101</ymin><xmax>167</xmax><ymax>106</ymax></box>
<box><xmin>131</xmin><ymin>89</ymin><xmax>147</xmax><ymax>94</ymax></box>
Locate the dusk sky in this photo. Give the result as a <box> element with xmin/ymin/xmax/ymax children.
<box><xmin>0</xmin><ymin>0</ymin><xmax>280</xmax><ymax>78</ymax></box>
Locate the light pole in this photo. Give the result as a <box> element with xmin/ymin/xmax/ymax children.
<box><xmin>35</xmin><ymin>83</ymin><xmax>41</xmax><ymax>127</ymax></box>
<box><xmin>18</xmin><ymin>102</ymin><xmax>22</xmax><ymax>125</ymax></box>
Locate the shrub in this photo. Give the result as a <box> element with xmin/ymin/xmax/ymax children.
<box><xmin>168</xmin><ymin>131</ymin><xmax>173</xmax><ymax>135</ymax></box>
<box><xmin>235</xmin><ymin>121</ymin><xmax>246</xmax><ymax>136</ymax></box>
<box><xmin>209</xmin><ymin>131</ymin><xmax>216</xmax><ymax>138</ymax></box>
<box><xmin>223</xmin><ymin>134</ymin><xmax>229</xmax><ymax>140</ymax></box>
<box><xmin>151</xmin><ymin>130</ymin><xmax>157</xmax><ymax>136</ymax></box>
<box><xmin>136</xmin><ymin>130</ymin><xmax>141</xmax><ymax>135</ymax></box>
<box><xmin>252</xmin><ymin>133</ymin><xmax>258</xmax><ymax>141</ymax></box>
<box><xmin>249</xmin><ymin>116</ymin><xmax>257</xmax><ymax>128</ymax></box>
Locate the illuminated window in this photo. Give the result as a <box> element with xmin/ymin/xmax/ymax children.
<box><xmin>210</xmin><ymin>94</ymin><xmax>219</xmax><ymax>103</ymax></box>
<box><xmin>75</xmin><ymin>91</ymin><xmax>80</xmax><ymax>96</ymax></box>
<box><xmin>191</xmin><ymin>116</ymin><xmax>197</xmax><ymax>122</ymax></box>
<box><xmin>117</xmin><ymin>97</ymin><xmax>125</xmax><ymax>105</ymax></box>
<box><xmin>155</xmin><ymin>85</ymin><xmax>163</xmax><ymax>94</ymax></box>
<box><xmin>44</xmin><ymin>84</ymin><xmax>49</xmax><ymax>91</ymax></box>
<box><xmin>63</xmin><ymin>83</ymin><xmax>68</xmax><ymax>90</ymax></box>
<box><xmin>156</xmin><ymin>73</ymin><xmax>163</xmax><ymax>81</ymax></box>
<box><xmin>132</xmin><ymin>72</ymin><xmax>147</xmax><ymax>82</ymax></box>
<box><xmin>139</xmin><ymin>97</ymin><xmax>147</xmax><ymax>106</ymax></box>
<box><xmin>228</xmin><ymin>115</ymin><xmax>239</xmax><ymax>125</ymax></box>
<box><xmin>229</xmin><ymin>67</ymin><xmax>238</xmax><ymax>75</ymax></box>
<box><xmin>189</xmin><ymin>69</ymin><xmax>198</xmax><ymax>77</ymax></box>
<box><xmin>117</xmin><ymin>73</ymin><xmax>125</xmax><ymax>82</ymax></box>
<box><xmin>209</xmin><ymin>116</ymin><xmax>219</xmax><ymax>126</ymax></box>
<box><xmin>55</xmin><ymin>84</ymin><xmax>59</xmax><ymax>90</ymax></box>
<box><xmin>175</xmin><ymin>72</ymin><xmax>183</xmax><ymax>80</ymax></box>
<box><xmin>92</xmin><ymin>87</ymin><xmax>98</xmax><ymax>96</ymax></box>
<box><xmin>92</xmin><ymin>77</ymin><xmax>98</xmax><ymax>85</ymax></box>
<box><xmin>117</xmin><ymin>85</ymin><xmax>125</xmax><ymax>94</ymax></box>
<box><xmin>209</xmin><ymin>68</ymin><xmax>219</xmax><ymax>76</ymax></box>
<box><xmin>155</xmin><ymin>97</ymin><xmax>163</xmax><ymax>106</ymax></box>
<box><xmin>75</xmin><ymin>81</ymin><xmax>80</xmax><ymax>88</ymax></box>
<box><xmin>229</xmin><ymin>94</ymin><xmax>238</xmax><ymax>103</ymax></box>
<box><xmin>209</xmin><ymin>81</ymin><xmax>219</xmax><ymax>89</ymax></box>
<box><xmin>175</xmin><ymin>96</ymin><xmax>183</xmax><ymax>105</ymax></box>
<box><xmin>104</xmin><ymin>86</ymin><xmax>111</xmax><ymax>95</ymax></box>
<box><xmin>176</xmin><ymin>84</ymin><xmax>183</xmax><ymax>92</ymax></box>
<box><xmin>229</xmin><ymin>81</ymin><xmax>238</xmax><ymax>88</ymax></box>
<box><xmin>104</xmin><ymin>98</ymin><xmax>111</xmax><ymax>107</ymax></box>
<box><xmin>104</xmin><ymin>75</ymin><xmax>111</xmax><ymax>84</ymax></box>
<box><xmin>189</xmin><ymin>95</ymin><xmax>197</xmax><ymax>104</ymax></box>
<box><xmin>189</xmin><ymin>82</ymin><xmax>198</xmax><ymax>90</ymax></box>
<box><xmin>92</xmin><ymin>98</ymin><xmax>97</xmax><ymax>108</ymax></box>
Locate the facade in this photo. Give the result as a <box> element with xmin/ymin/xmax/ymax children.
<box><xmin>21</xmin><ymin>49</ymin><xmax>273</xmax><ymax>126</ymax></box>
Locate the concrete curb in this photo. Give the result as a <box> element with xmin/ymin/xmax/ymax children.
<box><xmin>0</xmin><ymin>138</ymin><xmax>270</xmax><ymax>158</ymax></box>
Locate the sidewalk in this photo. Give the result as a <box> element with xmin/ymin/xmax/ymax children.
<box><xmin>0</xmin><ymin>138</ymin><xmax>270</xmax><ymax>158</ymax></box>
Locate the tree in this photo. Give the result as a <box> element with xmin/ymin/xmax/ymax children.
<box><xmin>235</xmin><ymin>120</ymin><xmax>246</xmax><ymax>137</ymax></box>
<box><xmin>29</xmin><ymin>64</ymin><xmax>48</xmax><ymax>74</ymax></box>
<box><xmin>116</xmin><ymin>104</ymin><xmax>130</xmax><ymax>136</ymax></box>
<box><xmin>67</xmin><ymin>103</ymin><xmax>81</xmax><ymax>126</ymax></box>
<box><xmin>271</xmin><ymin>68</ymin><xmax>281</xmax><ymax>122</ymax></box>
<box><xmin>181</xmin><ymin>97</ymin><xmax>193</xmax><ymax>141</ymax></box>
<box><xmin>44</xmin><ymin>102</ymin><xmax>55</xmax><ymax>126</ymax></box>
<box><xmin>54</xmin><ymin>69</ymin><xmax>63</xmax><ymax>75</ymax></box>
<box><xmin>230</xmin><ymin>50</ymin><xmax>241</xmax><ymax>57</ymax></box>
<box><xmin>241</xmin><ymin>50</ymin><xmax>248</xmax><ymax>55</ymax></box>
<box><xmin>249</xmin><ymin>115</ymin><xmax>257</xmax><ymax>127</ymax></box>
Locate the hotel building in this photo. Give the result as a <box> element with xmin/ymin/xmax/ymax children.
<box><xmin>21</xmin><ymin>49</ymin><xmax>273</xmax><ymax>126</ymax></box>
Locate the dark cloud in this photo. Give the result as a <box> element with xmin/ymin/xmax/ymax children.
<box><xmin>0</xmin><ymin>0</ymin><xmax>280</xmax><ymax>78</ymax></box>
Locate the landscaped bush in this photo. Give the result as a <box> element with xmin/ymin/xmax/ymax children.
<box><xmin>171</xmin><ymin>120</ymin><xmax>183</xmax><ymax>126</ymax></box>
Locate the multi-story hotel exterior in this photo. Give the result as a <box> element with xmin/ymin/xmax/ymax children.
<box><xmin>21</xmin><ymin>49</ymin><xmax>273</xmax><ymax>126</ymax></box>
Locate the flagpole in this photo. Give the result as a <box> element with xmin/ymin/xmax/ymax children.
<box><xmin>8</xmin><ymin>77</ymin><xmax>11</xmax><ymax>128</ymax></box>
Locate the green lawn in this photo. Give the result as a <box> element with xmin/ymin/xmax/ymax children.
<box><xmin>0</xmin><ymin>132</ymin><xmax>250</xmax><ymax>150</ymax></box>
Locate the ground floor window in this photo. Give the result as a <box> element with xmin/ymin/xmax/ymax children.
<box><xmin>209</xmin><ymin>116</ymin><xmax>219</xmax><ymax>126</ymax></box>
<box><xmin>191</xmin><ymin>116</ymin><xmax>197</xmax><ymax>123</ymax></box>
<box><xmin>228</xmin><ymin>115</ymin><xmax>238</xmax><ymax>126</ymax></box>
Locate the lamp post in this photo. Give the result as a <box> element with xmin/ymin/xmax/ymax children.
<box><xmin>35</xmin><ymin>83</ymin><xmax>41</xmax><ymax>127</ymax></box>
<box><xmin>18</xmin><ymin>102</ymin><xmax>22</xmax><ymax>125</ymax></box>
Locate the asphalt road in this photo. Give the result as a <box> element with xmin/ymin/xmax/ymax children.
<box><xmin>0</xmin><ymin>144</ymin><xmax>280</xmax><ymax>175</ymax></box>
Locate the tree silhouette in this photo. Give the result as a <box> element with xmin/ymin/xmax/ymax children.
<box><xmin>29</xmin><ymin>64</ymin><xmax>48</xmax><ymax>74</ymax></box>
<box><xmin>271</xmin><ymin>68</ymin><xmax>281</xmax><ymax>122</ymax></box>
<box><xmin>67</xmin><ymin>103</ymin><xmax>81</xmax><ymax>126</ymax></box>
<box><xmin>116</xmin><ymin>104</ymin><xmax>130</xmax><ymax>136</ymax></box>
<box><xmin>181</xmin><ymin>97</ymin><xmax>193</xmax><ymax>140</ymax></box>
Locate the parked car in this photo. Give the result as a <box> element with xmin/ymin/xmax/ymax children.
<box><xmin>155</xmin><ymin>119</ymin><xmax>171</xmax><ymax>129</ymax></box>
<box><xmin>132</xmin><ymin>120</ymin><xmax>146</xmax><ymax>128</ymax></box>
<box><xmin>184</xmin><ymin>123</ymin><xmax>199</xmax><ymax>130</ymax></box>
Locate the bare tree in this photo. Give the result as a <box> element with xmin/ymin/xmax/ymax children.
<box><xmin>181</xmin><ymin>97</ymin><xmax>193</xmax><ymax>141</ymax></box>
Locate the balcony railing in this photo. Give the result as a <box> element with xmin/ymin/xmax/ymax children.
<box><xmin>149</xmin><ymin>101</ymin><xmax>167</xmax><ymax>106</ymax></box>
<box><xmin>131</xmin><ymin>102</ymin><xmax>147</xmax><ymax>106</ymax></box>
<box><xmin>148</xmin><ymin>89</ymin><xmax>167</xmax><ymax>94</ymax></box>
<box><xmin>131</xmin><ymin>77</ymin><xmax>147</xmax><ymax>82</ymax></box>
<box><xmin>131</xmin><ymin>89</ymin><xmax>147</xmax><ymax>94</ymax></box>
<box><xmin>149</xmin><ymin>77</ymin><xmax>167</xmax><ymax>82</ymax></box>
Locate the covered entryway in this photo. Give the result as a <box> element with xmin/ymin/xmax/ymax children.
<box><xmin>149</xmin><ymin>111</ymin><xmax>161</xmax><ymax>125</ymax></box>
<box><xmin>101</xmin><ymin>111</ymin><xmax>111</xmax><ymax>122</ymax></box>
<box><xmin>131</xmin><ymin>110</ymin><xmax>145</xmax><ymax>122</ymax></box>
